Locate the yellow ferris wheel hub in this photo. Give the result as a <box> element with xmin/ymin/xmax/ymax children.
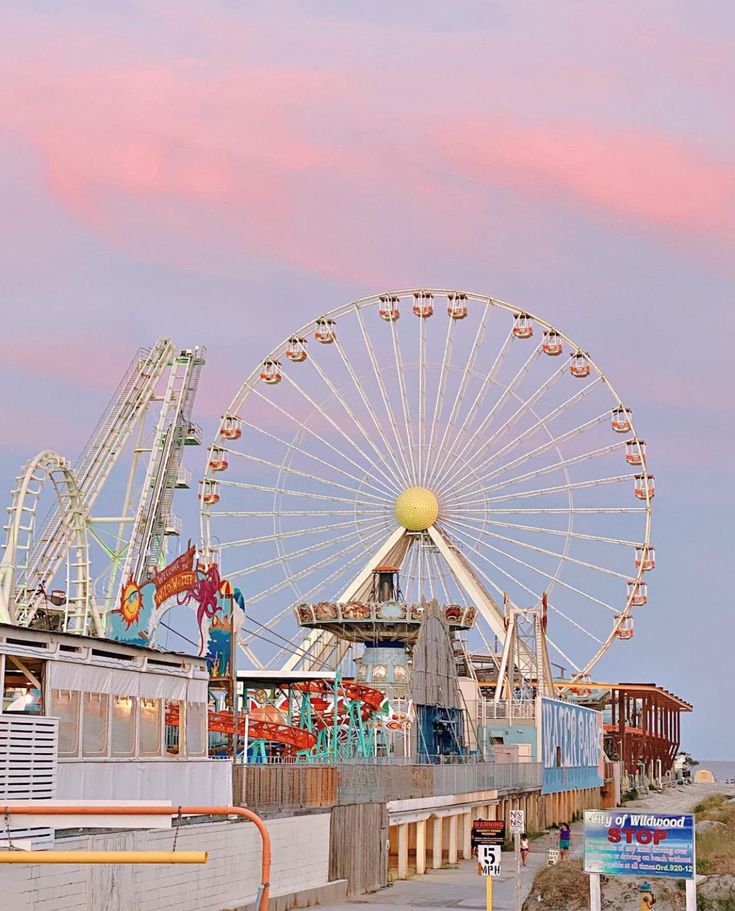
<box><xmin>394</xmin><ymin>486</ymin><xmax>439</xmax><ymax>531</ymax></box>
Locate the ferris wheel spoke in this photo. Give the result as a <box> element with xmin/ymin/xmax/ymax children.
<box><xmin>438</xmin><ymin>347</ymin><xmax>554</xmax><ymax>495</ymax></box>
<box><xmin>425</xmin><ymin>311</ymin><xmax>457</xmax><ymax>487</ymax></box>
<box><xmin>210</xmin><ymin>509</ymin><xmax>388</xmax><ymax>518</ymax></box>
<box><xmin>223</xmin><ymin>448</ymin><xmax>392</xmax><ymax>504</ymax></box>
<box><xmin>249</xmin><ymin>532</ymin><xmax>392</xmax><ymax>663</ymax></box>
<box><xmin>355</xmin><ymin>308</ymin><xmax>413</xmax><ymax>483</ymax></box>
<box><xmin>441</xmin><ymin>377</ymin><xmax>603</xmax><ymax>499</ymax></box>
<box><xmin>238</xmin><ymin>422</ymin><xmax>395</xmax><ymax>500</ymax></box>
<box><xmin>418</xmin><ymin>310</ymin><xmax>427</xmax><ymax>483</ymax></box>
<box><xmin>249</xmin><ymin>387</ymin><xmax>397</xmax><ymax>494</ymax></box>
<box><xmin>245</xmin><ymin>523</ymin><xmax>389</xmax><ymax>607</ymax></box>
<box><xmin>457</xmin><ymin>517</ymin><xmax>640</xmax><ymax>548</ymax></box>
<box><xmin>226</xmin><ymin>519</ymin><xmax>387</xmax><ymax>578</ymax></box>
<box><xmin>235</xmin><ymin>634</ymin><xmax>265</xmax><ymax>668</ymax></box>
<box><xmin>455</xmin><ymin>412</ymin><xmax>611</xmax><ymax>493</ymax></box>
<box><xmin>402</xmin><ymin>537</ymin><xmax>419</xmax><ymax>595</ymax></box>
<box><xmin>450</xmin><ymin>442</ymin><xmax>625</xmax><ymax>504</ymax></box>
<box><xmin>449</xmin><ymin>473</ymin><xmax>638</xmax><ymax>508</ymax></box>
<box><xmin>279</xmin><ymin>371</ymin><xmax>401</xmax><ymax>494</ymax></box>
<box><xmin>426</xmin><ymin>301</ymin><xmax>495</xmax><ymax>489</ymax></box>
<box><xmin>477</xmin><ymin>506</ymin><xmax>646</xmax><ymax>515</ymax></box>
<box><xmin>444</xmin><ymin>526</ymin><xmax>602</xmax><ymax>651</ymax></box>
<box><xmin>333</xmin><ymin>333</ymin><xmax>409</xmax><ymax>489</ymax></box>
<box><xmin>218</xmin><ymin>517</ymin><xmax>388</xmax><ymax>550</ymax></box>
<box><xmin>389</xmin><ymin>317</ymin><xmax>419</xmax><ymax>481</ymax></box>
<box><xmin>459</xmin><ymin>549</ymin><xmax>589</xmax><ymax>671</ymax></box>
<box><xmin>442</xmin><ymin>516</ymin><xmax>630</xmax><ymax>580</ymax></box>
<box><xmin>306</xmin><ymin>345</ymin><xmax>405</xmax><ymax>494</ymax></box>
<box><xmin>432</xmin><ymin>549</ymin><xmax>453</xmax><ymax>604</ymax></box>
<box><xmin>217</xmin><ymin>478</ymin><xmax>390</xmax><ymax>509</ymax></box>
<box><xmin>442</xmin><ymin>518</ymin><xmax>618</xmax><ymax>614</ymax></box>
<box><xmin>425</xmin><ymin>539</ymin><xmax>436</xmax><ymax>601</ymax></box>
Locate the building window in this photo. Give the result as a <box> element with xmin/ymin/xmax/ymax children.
<box><xmin>82</xmin><ymin>692</ymin><xmax>109</xmax><ymax>757</ymax></box>
<box><xmin>186</xmin><ymin>702</ymin><xmax>207</xmax><ymax>757</ymax></box>
<box><xmin>165</xmin><ymin>700</ymin><xmax>181</xmax><ymax>756</ymax></box>
<box><xmin>50</xmin><ymin>689</ymin><xmax>80</xmax><ymax>757</ymax></box>
<box><xmin>111</xmin><ymin>696</ymin><xmax>136</xmax><ymax>757</ymax></box>
<box><xmin>139</xmin><ymin>698</ymin><xmax>162</xmax><ymax>756</ymax></box>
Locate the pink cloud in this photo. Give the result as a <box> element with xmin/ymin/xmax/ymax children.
<box><xmin>0</xmin><ymin>340</ymin><xmax>135</xmax><ymax>393</ymax></box>
<box><xmin>1</xmin><ymin>4</ymin><xmax>734</xmax><ymax>287</ymax></box>
<box><xmin>434</xmin><ymin>122</ymin><xmax>735</xmax><ymax>238</ymax></box>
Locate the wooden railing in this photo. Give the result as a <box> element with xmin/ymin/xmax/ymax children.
<box><xmin>234</xmin><ymin>761</ymin><xmax>542</xmax><ymax>812</ymax></box>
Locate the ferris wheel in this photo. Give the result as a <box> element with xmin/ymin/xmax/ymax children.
<box><xmin>200</xmin><ymin>290</ymin><xmax>654</xmax><ymax>681</ymax></box>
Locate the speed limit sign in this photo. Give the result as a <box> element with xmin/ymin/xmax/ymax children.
<box><xmin>478</xmin><ymin>844</ymin><xmax>502</xmax><ymax>876</ymax></box>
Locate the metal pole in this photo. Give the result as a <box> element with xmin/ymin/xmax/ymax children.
<box><xmin>230</xmin><ymin>607</ymin><xmax>238</xmax><ymax>761</ymax></box>
<box><xmin>590</xmin><ymin>873</ymin><xmax>601</xmax><ymax>911</ymax></box>
<box><xmin>685</xmin><ymin>879</ymin><xmax>696</xmax><ymax>911</ymax></box>
<box><xmin>0</xmin><ymin>850</ymin><xmax>207</xmax><ymax>865</ymax></box>
<box><xmin>514</xmin><ymin>831</ymin><xmax>521</xmax><ymax>911</ymax></box>
<box><xmin>485</xmin><ymin>873</ymin><xmax>493</xmax><ymax>911</ymax></box>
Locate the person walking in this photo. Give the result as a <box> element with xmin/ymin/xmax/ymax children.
<box><xmin>520</xmin><ymin>833</ymin><xmax>529</xmax><ymax>866</ymax></box>
<box><xmin>558</xmin><ymin>822</ymin><xmax>571</xmax><ymax>860</ymax></box>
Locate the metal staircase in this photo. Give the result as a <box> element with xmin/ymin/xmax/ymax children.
<box><xmin>120</xmin><ymin>346</ymin><xmax>205</xmax><ymax>587</ymax></box>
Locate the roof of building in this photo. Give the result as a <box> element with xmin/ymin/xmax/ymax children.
<box><xmin>563</xmin><ymin>680</ymin><xmax>693</xmax><ymax>712</ymax></box>
<box><xmin>236</xmin><ymin>669</ymin><xmax>337</xmax><ymax>688</ymax></box>
<box><xmin>0</xmin><ymin>622</ymin><xmax>207</xmax><ymax>669</ymax></box>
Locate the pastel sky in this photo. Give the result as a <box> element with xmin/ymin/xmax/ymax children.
<box><xmin>0</xmin><ymin>2</ymin><xmax>732</xmax><ymax>756</ymax></box>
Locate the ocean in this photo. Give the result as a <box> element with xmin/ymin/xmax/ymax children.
<box><xmin>698</xmin><ymin>760</ymin><xmax>735</xmax><ymax>782</ymax></box>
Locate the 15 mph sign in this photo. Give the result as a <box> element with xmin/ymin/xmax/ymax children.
<box><xmin>478</xmin><ymin>844</ymin><xmax>502</xmax><ymax>876</ymax></box>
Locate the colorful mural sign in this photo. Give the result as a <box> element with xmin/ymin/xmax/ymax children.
<box><xmin>584</xmin><ymin>810</ymin><xmax>695</xmax><ymax>879</ymax></box>
<box><xmin>107</xmin><ymin>543</ymin><xmax>240</xmax><ymax>666</ymax></box>
<box><xmin>541</xmin><ymin>696</ymin><xmax>604</xmax><ymax>794</ymax></box>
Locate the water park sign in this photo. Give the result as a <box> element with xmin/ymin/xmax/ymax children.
<box><xmin>584</xmin><ymin>811</ymin><xmax>695</xmax><ymax>879</ymax></box>
<box><xmin>107</xmin><ymin>544</ymin><xmax>239</xmax><ymax>670</ymax></box>
<box><xmin>541</xmin><ymin>697</ymin><xmax>604</xmax><ymax>794</ymax></box>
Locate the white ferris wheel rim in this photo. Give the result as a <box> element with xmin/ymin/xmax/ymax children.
<box><xmin>200</xmin><ymin>289</ymin><xmax>653</xmax><ymax>681</ymax></box>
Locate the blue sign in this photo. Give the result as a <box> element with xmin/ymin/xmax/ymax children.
<box><xmin>541</xmin><ymin>697</ymin><xmax>604</xmax><ymax>794</ymax></box>
<box><xmin>584</xmin><ymin>810</ymin><xmax>695</xmax><ymax>879</ymax></box>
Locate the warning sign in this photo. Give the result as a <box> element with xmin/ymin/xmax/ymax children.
<box><xmin>471</xmin><ymin>819</ymin><xmax>506</xmax><ymax>848</ymax></box>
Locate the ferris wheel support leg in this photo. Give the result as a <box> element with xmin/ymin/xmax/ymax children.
<box><xmin>426</xmin><ymin>524</ymin><xmax>506</xmax><ymax>640</ymax></box>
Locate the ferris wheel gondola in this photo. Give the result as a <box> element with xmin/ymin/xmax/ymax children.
<box><xmin>200</xmin><ymin>290</ymin><xmax>654</xmax><ymax>680</ymax></box>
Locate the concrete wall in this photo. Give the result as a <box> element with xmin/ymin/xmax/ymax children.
<box><xmin>57</xmin><ymin>758</ymin><xmax>232</xmax><ymax>806</ymax></box>
<box><xmin>2</xmin><ymin>813</ymin><xmax>333</xmax><ymax>911</ymax></box>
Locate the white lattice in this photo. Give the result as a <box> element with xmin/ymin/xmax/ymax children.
<box><xmin>0</xmin><ymin>714</ymin><xmax>58</xmax><ymax>848</ymax></box>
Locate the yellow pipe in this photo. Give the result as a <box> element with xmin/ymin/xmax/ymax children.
<box><xmin>0</xmin><ymin>851</ymin><xmax>207</xmax><ymax>865</ymax></box>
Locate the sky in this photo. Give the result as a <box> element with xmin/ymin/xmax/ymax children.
<box><xmin>0</xmin><ymin>1</ymin><xmax>733</xmax><ymax>757</ymax></box>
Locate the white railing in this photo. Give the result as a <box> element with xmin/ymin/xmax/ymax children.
<box><xmin>479</xmin><ymin>699</ymin><xmax>536</xmax><ymax>722</ymax></box>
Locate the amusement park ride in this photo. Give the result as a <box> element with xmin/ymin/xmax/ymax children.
<box><xmin>0</xmin><ymin>340</ymin><xmax>205</xmax><ymax>634</ymax></box>
<box><xmin>0</xmin><ymin>289</ymin><xmax>655</xmax><ymax>762</ymax></box>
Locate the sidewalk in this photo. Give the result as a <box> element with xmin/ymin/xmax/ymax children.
<box><xmin>318</xmin><ymin>785</ymin><xmax>734</xmax><ymax>911</ymax></box>
<box><xmin>323</xmin><ymin>834</ymin><xmax>571</xmax><ymax>911</ymax></box>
